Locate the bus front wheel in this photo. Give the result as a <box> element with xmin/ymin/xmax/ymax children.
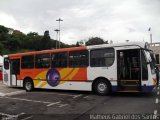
<box><xmin>93</xmin><ymin>79</ymin><xmax>111</xmax><ymax>96</ymax></box>
<box><xmin>24</xmin><ymin>79</ymin><xmax>34</xmax><ymax>92</ymax></box>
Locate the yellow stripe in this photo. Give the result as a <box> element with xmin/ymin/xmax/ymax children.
<box><xmin>60</xmin><ymin>68</ymin><xmax>73</xmax><ymax>79</ymax></box>
<box><xmin>33</xmin><ymin>80</ymin><xmax>41</xmax><ymax>87</ymax></box>
<box><xmin>67</xmin><ymin>68</ymin><xmax>79</xmax><ymax>80</ymax></box>
<box><xmin>39</xmin><ymin>81</ymin><xmax>47</xmax><ymax>88</ymax></box>
<box><xmin>59</xmin><ymin>68</ymin><xmax>79</xmax><ymax>84</ymax></box>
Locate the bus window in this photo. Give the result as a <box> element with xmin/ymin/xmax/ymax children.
<box><xmin>90</xmin><ymin>48</ymin><xmax>115</xmax><ymax>67</ymax></box>
<box><xmin>51</xmin><ymin>52</ymin><xmax>67</xmax><ymax>68</ymax></box>
<box><xmin>11</xmin><ymin>59</ymin><xmax>20</xmax><ymax>75</ymax></box>
<box><xmin>21</xmin><ymin>55</ymin><xmax>34</xmax><ymax>69</ymax></box>
<box><xmin>69</xmin><ymin>50</ymin><xmax>88</xmax><ymax>67</ymax></box>
<box><xmin>4</xmin><ymin>58</ymin><xmax>9</xmax><ymax>70</ymax></box>
<box><xmin>35</xmin><ymin>54</ymin><xmax>50</xmax><ymax>68</ymax></box>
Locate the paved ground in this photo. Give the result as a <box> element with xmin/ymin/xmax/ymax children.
<box><xmin>0</xmin><ymin>81</ymin><xmax>159</xmax><ymax>120</ymax></box>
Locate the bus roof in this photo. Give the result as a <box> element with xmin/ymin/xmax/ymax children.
<box><xmin>87</xmin><ymin>41</ymin><xmax>148</xmax><ymax>50</ymax></box>
<box><xmin>5</xmin><ymin>41</ymin><xmax>148</xmax><ymax>58</ymax></box>
<box><xmin>7</xmin><ymin>46</ymin><xmax>87</xmax><ymax>58</ymax></box>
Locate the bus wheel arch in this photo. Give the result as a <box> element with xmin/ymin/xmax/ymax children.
<box><xmin>92</xmin><ymin>77</ymin><xmax>112</xmax><ymax>96</ymax></box>
<box><xmin>23</xmin><ymin>77</ymin><xmax>34</xmax><ymax>92</ymax></box>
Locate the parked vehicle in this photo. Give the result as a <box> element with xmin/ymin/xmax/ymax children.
<box><xmin>3</xmin><ymin>42</ymin><xmax>158</xmax><ymax>95</ymax></box>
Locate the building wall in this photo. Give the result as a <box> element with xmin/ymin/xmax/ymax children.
<box><xmin>149</xmin><ymin>42</ymin><xmax>160</xmax><ymax>65</ymax></box>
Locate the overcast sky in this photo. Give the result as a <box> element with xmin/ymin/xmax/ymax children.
<box><xmin>0</xmin><ymin>0</ymin><xmax>160</xmax><ymax>44</ymax></box>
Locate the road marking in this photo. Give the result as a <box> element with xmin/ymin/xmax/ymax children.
<box><xmin>44</xmin><ymin>92</ymin><xmax>76</xmax><ymax>97</ymax></box>
<box><xmin>83</xmin><ymin>96</ymin><xmax>89</xmax><ymax>99</ymax></box>
<box><xmin>155</xmin><ymin>98</ymin><xmax>159</xmax><ymax>104</ymax></box>
<box><xmin>21</xmin><ymin>116</ymin><xmax>33</xmax><ymax>120</ymax></box>
<box><xmin>73</xmin><ymin>94</ymin><xmax>82</xmax><ymax>99</ymax></box>
<box><xmin>158</xmin><ymin>87</ymin><xmax>159</xmax><ymax>90</ymax></box>
<box><xmin>0</xmin><ymin>112</ymin><xmax>25</xmax><ymax>119</ymax></box>
<box><xmin>0</xmin><ymin>96</ymin><xmax>52</xmax><ymax>104</ymax></box>
<box><xmin>157</xmin><ymin>91</ymin><xmax>160</xmax><ymax>95</ymax></box>
<box><xmin>0</xmin><ymin>96</ymin><xmax>64</xmax><ymax>108</ymax></box>
<box><xmin>47</xmin><ymin>101</ymin><xmax>61</xmax><ymax>107</ymax></box>
<box><xmin>58</xmin><ymin>104</ymin><xmax>68</xmax><ymax>108</ymax></box>
<box><xmin>0</xmin><ymin>91</ymin><xmax>25</xmax><ymax>97</ymax></box>
<box><xmin>5</xmin><ymin>91</ymin><xmax>25</xmax><ymax>96</ymax></box>
<box><xmin>154</xmin><ymin>110</ymin><xmax>157</xmax><ymax>115</ymax></box>
<box><xmin>0</xmin><ymin>92</ymin><xmax>5</xmax><ymax>97</ymax></box>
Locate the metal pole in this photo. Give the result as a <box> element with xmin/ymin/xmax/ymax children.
<box><xmin>150</xmin><ymin>33</ymin><xmax>152</xmax><ymax>44</ymax></box>
<box><xmin>56</xmin><ymin>18</ymin><xmax>63</xmax><ymax>48</ymax></box>
<box><xmin>54</xmin><ymin>29</ymin><xmax>59</xmax><ymax>49</ymax></box>
<box><xmin>148</xmin><ymin>27</ymin><xmax>152</xmax><ymax>44</ymax></box>
<box><xmin>58</xmin><ymin>20</ymin><xmax>60</xmax><ymax>48</ymax></box>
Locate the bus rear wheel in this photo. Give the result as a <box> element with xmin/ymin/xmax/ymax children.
<box><xmin>93</xmin><ymin>79</ymin><xmax>111</xmax><ymax>96</ymax></box>
<box><xmin>24</xmin><ymin>79</ymin><xmax>34</xmax><ymax>92</ymax></box>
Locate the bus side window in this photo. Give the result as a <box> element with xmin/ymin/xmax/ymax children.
<box><xmin>35</xmin><ymin>54</ymin><xmax>50</xmax><ymax>68</ymax></box>
<box><xmin>52</xmin><ymin>52</ymin><xmax>67</xmax><ymax>68</ymax></box>
<box><xmin>21</xmin><ymin>55</ymin><xmax>34</xmax><ymax>69</ymax></box>
<box><xmin>90</xmin><ymin>48</ymin><xmax>115</xmax><ymax>67</ymax></box>
<box><xmin>69</xmin><ymin>50</ymin><xmax>89</xmax><ymax>68</ymax></box>
<box><xmin>4</xmin><ymin>58</ymin><xmax>9</xmax><ymax>70</ymax></box>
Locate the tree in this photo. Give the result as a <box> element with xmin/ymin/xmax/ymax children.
<box><xmin>76</xmin><ymin>42</ymin><xmax>80</xmax><ymax>47</ymax></box>
<box><xmin>27</xmin><ymin>32</ymin><xmax>38</xmax><ymax>37</ymax></box>
<box><xmin>85</xmin><ymin>37</ymin><xmax>104</xmax><ymax>46</ymax></box>
<box><xmin>39</xmin><ymin>30</ymin><xmax>52</xmax><ymax>50</ymax></box>
<box><xmin>0</xmin><ymin>25</ymin><xmax>8</xmax><ymax>34</ymax></box>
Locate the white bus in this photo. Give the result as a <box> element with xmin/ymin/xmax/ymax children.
<box><xmin>3</xmin><ymin>42</ymin><xmax>158</xmax><ymax>95</ymax></box>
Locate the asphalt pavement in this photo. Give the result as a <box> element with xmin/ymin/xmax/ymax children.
<box><xmin>0</xmin><ymin>81</ymin><xmax>159</xmax><ymax>120</ymax></box>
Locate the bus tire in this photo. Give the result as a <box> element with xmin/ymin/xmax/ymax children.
<box><xmin>93</xmin><ymin>79</ymin><xmax>111</xmax><ymax>96</ymax></box>
<box><xmin>24</xmin><ymin>79</ymin><xmax>34</xmax><ymax>92</ymax></box>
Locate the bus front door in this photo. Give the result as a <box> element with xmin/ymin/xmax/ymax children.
<box><xmin>117</xmin><ymin>49</ymin><xmax>141</xmax><ymax>92</ymax></box>
<box><xmin>10</xmin><ymin>59</ymin><xmax>20</xmax><ymax>86</ymax></box>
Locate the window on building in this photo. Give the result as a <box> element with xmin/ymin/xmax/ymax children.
<box><xmin>69</xmin><ymin>50</ymin><xmax>88</xmax><ymax>67</ymax></box>
<box><xmin>52</xmin><ymin>52</ymin><xmax>68</xmax><ymax>68</ymax></box>
<box><xmin>35</xmin><ymin>54</ymin><xmax>50</xmax><ymax>68</ymax></box>
<box><xmin>90</xmin><ymin>48</ymin><xmax>115</xmax><ymax>67</ymax></box>
<box><xmin>21</xmin><ymin>55</ymin><xmax>34</xmax><ymax>69</ymax></box>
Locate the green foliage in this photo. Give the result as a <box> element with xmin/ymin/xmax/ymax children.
<box><xmin>85</xmin><ymin>37</ymin><xmax>105</xmax><ymax>46</ymax></box>
<box><xmin>39</xmin><ymin>30</ymin><xmax>52</xmax><ymax>50</ymax></box>
<box><xmin>0</xmin><ymin>25</ymin><xmax>8</xmax><ymax>33</ymax></box>
<box><xmin>76</xmin><ymin>42</ymin><xmax>80</xmax><ymax>47</ymax></box>
<box><xmin>0</xmin><ymin>25</ymin><xmax>108</xmax><ymax>55</ymax></box>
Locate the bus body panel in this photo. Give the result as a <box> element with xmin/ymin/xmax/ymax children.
<box><xmin>3</xmin><ymin>42</ymin><xmax>157</xmax><ymax>93</ymax></box>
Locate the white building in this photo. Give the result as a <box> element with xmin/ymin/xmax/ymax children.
<box><xmin>149</xmin><ymin>42</ymin><xmax>160</xmax><ymax>65</ymax></box>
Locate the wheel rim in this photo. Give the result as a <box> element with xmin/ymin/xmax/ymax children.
<box><xmin>25</xmin><ymin>82</ymin><xmax>32</xmax><ymax>90</ymax></box>
<box><xmin>97</xmin><ymin>82</ymin><xmax>107</xmax><ymax>93</ymax></box>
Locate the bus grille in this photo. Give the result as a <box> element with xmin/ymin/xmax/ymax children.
<box><xmin>4</xmin><ymin>73</ymin><xmax>8</xmax><ymax>82</ymax></box>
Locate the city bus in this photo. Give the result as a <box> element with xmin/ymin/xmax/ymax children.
<box><xmin>3</xmin><ymin>42</ymin><xmax>158</xmax><ymax>95</ymax></box>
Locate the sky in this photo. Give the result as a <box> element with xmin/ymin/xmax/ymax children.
<box><xmin>0</xmin><ymin>0</ymin><xmax>160</xmax><ymax>44</ymax></box>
